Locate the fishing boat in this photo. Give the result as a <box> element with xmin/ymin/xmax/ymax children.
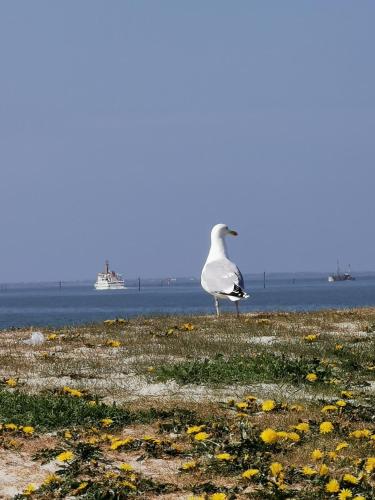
<box><xmin>94</xmin><ymin>260</ymin><xmax>126</xmax><ymax>290</ymax></box>
<box><xmin>328</xmin><ymin>261</ymin><xmax>355</xmax><ymax>282</ymax></box>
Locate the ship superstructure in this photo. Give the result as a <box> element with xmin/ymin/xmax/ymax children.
<box><xmin>94</xmin><ymin>260</ymin><xmax>125</xmax><ymax>290</ymax></box>
<box><xmin>328</xmin><ymin>261</ymin><xmax>355</xmax><ymax>282</ymax></box>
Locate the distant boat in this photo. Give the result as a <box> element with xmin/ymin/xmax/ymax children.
<box><xmin>95</xmin><ymin>260</ymin><xmax>126</xmax><ymax>290</ymax></box>
<box><xmin>328</xmin><ymin>261</ymin><xmax>355</xmax><ymax>282</ymax></box>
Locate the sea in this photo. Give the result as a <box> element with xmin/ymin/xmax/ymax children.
<box><xmin>1</xmin><ymin>273</ymin><xmax>375</xmax><ymax>329</ymax></box>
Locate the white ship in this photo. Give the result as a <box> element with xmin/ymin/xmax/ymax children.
<box><xmin>94</xmin><ymin>260</ymin><xmax>126</xmax><ymax>290</ymax></box>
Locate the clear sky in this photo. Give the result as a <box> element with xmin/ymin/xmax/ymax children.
<box><xmin>1</xmin><ymin>1</ymin><xmax>374</xmax><ymax>282</ymax></box>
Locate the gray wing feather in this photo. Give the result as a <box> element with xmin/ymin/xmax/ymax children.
<box><xmin>201</xmin><ymin>259</ymin><xmax>244</xmax><ymax>294</ymax></box>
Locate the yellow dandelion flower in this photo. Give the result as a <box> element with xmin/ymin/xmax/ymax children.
<box><xmin>269</xmin><ymin>462</ymin><xmax>283</xmax><ymax>476</ymax></box>
<box><xmin>76</xmin><ymin>482</ymin><xmax>88</xmax><ymax>491</ymax></box>
<box><xmin>100</xmin><ymin>418</ymin><xmax>113</xmax><ymax>428</ymax></box>
<box><xmin>235</xmin><ymin>412</ymin><xmax>248</xmax><ymax>418</ymax></box>
<box><xmin>119</xmin><ymin>480</ymin><xmax>136</xmax><ymax>490</ymax></box>
<box><xmin>147</xmin><ymin>366</ymin><xmax>155</xmax><ymax>372</ymax></box>
<box><xmin>319</xmin><ymin>464</ymin><xmax>329</xmax><ymax>476</ymax></box>
<box><xmin>106</xmin><ymin>340</ymin><xmax>121</xmax><ymax>348</ymax></box>
<box><xmin>5</xmin><ymin>378</ymin><xmax>17</xmax><ymax>387</ymax></box>
<box><xmin>23</xmin><ymin>483</ymin><xmax>37</xmax><ymax>496</ymax></box>
<box><xmin>260</xmin><ymin>428</ymin><xmax>279</xmax><ymax>444</ymax></box>
<box><xmin>336</xmin><ymin>442</ymin><xmax>349</xmax><ymax>451</ymax></box>
<box><xmin>245</xmin><ymin>394</ymin><xmax>257</xmax><ymax>401</ymax></box>
<box><xmin>119</xmin><ymin>463</ymin><xmax>134</xmax><ymax>471</ymax></box>
<box><xmin>290</xmin><ymin>404</ymin><xmax>304</xmax><ymax>411</ymax></box>
<box><xmin>56</xmin><ymin>450</ymin><xmax>74</xmax><ymax>462</ymax></box>
<box><xmin>306</xmin><ymin>373</ymin><xmax>317</xmax><ymax>382</ymax></box>
<box><xmin>110</xmin><ymin>437</ymin><xmax>134</xmax><ymax>450</ymax></box>
<box><xmin>181</xmin><ymin>323</ymin><xmax>194</xmax><ymax>331</ymax></box>
<box><xmin>22</xmin><ymin>426</ymin><xmax>34</xmax><ymax>435</ymax></box>
<box><xmin>365</xmin><ymin>456</ymin><xmax>375</xmax><ymax>473</ymax></box>
<box><xmin>328</xmin><ymin>451</ymin><xmax>337</xmax><ymax>461</ymax></box>
<box><xmin>338</xmin><ymin>489</ymin><xmax>353</xmax><ymax>500</ymax></box>
<box><xmin>4</xmin><ymin>423</ymin><xmax>18</xmax><ymax>431</ymax></box>
<box><xmin>215</xmin><ymin>453</ymin><xmax>233</xmax><ymax>461</ymax></box>
<box><xmin>63</xmin><ymin>386</ymin><xmax>83</xmax><ymax>397</ymax></box>
<box><xmin>194</xmin><ymin>431</ymin><xmax>210</xmax><ymax>441</ymax></box>
<box><xmin>64</xmin><ymin>430</ymin><xmax>72</xmax><ymax>439</ymax></box>
<box><xmin>349</xmin><ymin>429</ymin><xmax>371</xmax><ymax>439</ymax></box>
<box><xmin>341</xmin><ymin>390</ymin><xmax>353</xmax><ymax>398</ymax></box>
<box><xmin>343</xmin><ymin>474</ymin><xmax>359</xmax><ymax>484</ymax></box>
<box><xmin>320</xmin><ymin>421</ymin><xmax>334</xmax><ymax>434</ymax></box>
<box><xmin>209</xmin><ymin>494</ymin><xmax>227</xmax><ymax>500</ymax></box>
<box><xmin>182</xmin><ymin>461</ymin><xmax>197</xmax><ymax>470</ymax></box>
<box><xmin>294</xmin><ymin>422</ymin><xmax>309</xmax><ymax>432</ymax></box>
<box><xmin>325</xmin><ymin>478</ymin><xmax>340</xmax><ymax>493</ymax></box>
<box><xmin>242</xmin><ymin>468</ymin><xmax>259</xmax><ymax>479</ymax></box>
<box><xmin>335</xmin><ymin>344</ymin><xmax>344</xmax><ymax>350</ymax></box>
<box><xmin>43</xmin><ymin>474</ymin><xmax>60</xmax><ymax>485</ymax></box>
<box><xmin>104</xmin><ymin>471</ymin><xmax>118</xmax><ymax>479</ymax></box>
<box><xmin>262</xmin><ymin>399</ymin><xmax>276</xmax><ymax>411</ymax></box>
<box><xmin>186</xmin><ymin>425</ymin><xmax>205</xmax><ymax>434</ymax></box>
<box><xmin>304</xmin><ymin>334</ymin><xmax>318</xmax><ymax>342</ymax></box>
<box><xmin>236</xmin><ymin>401</ymin><xmax>248</xmax><ymax>410</ymax></box>
<box><xmin>322</xmin><ymin>405</ymin><xmax>338</xmax><ymax>412</ymax></box>
<box><xmin>353</xmin><ymin>496</ymin><xmax>365</xmax><ymax>500</ymax></box>
<box><xmin>336</xmin><ymin>400</ymin><xmax>347</xmax><ymax>407</ymax></box>
<box><xmin>287</xmin><ymin>432</ymin><xmax>300</xmax><ymax>442</ymax></box>
<box><xmin>311</xmin><ymin>449</ymin><xmax>324</xmax><ymax>460</ymax></box>
<box><xmin>47</xmin><ymin>333</ymin><xmax>57</xmax><ymax>340</ymax></box>
<box><xmin>302</xmin><ymin>466</ymin><xmax>317</xmax><ymax>476</ymax></box>
<box><xmin>276</xmin><ymin>431</ymin><xmax>288</xmax><ymax>439</ymax></box>
<box><xmin>87</xmin><ymin>436</ymin><xmax>100</xmax><ymax>445</ymax></box>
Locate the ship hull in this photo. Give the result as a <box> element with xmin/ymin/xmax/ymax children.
<box><xmin>94</xmin><ymin>282</ymin><xmax>126</xmax><ymax>290</ymax></box>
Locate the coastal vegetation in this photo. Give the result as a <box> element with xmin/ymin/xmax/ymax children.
<box><xmin>0</xmin><ymin>309</ymin><xmax>374</xmax><ymax>498</ymax></box>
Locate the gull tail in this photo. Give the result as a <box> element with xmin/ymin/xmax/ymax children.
<box><xmin>219</xmin><ymin>284</ymin><xmax>249</xmax><ymax>300</ymax></box>
<box><xmin>232</xmin><ymin>284</ymin><xmax>249</xmax><ymax>299</ymax></box>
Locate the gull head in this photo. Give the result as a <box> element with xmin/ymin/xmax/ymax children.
<box><xmin>211</xmin><ymin>223</ymin><xmax>238</xmax><ymax>239</ymax></box>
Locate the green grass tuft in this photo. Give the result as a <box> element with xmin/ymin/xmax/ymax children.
<box><xmin>0</xmin><ymin>390</ymin><xmax>195</xmax><ymax>431</ymax></box>
<box><xmin>153</xmin><ymin>353</ymin><xmax>333</xmax><ymax>386</ymax></box>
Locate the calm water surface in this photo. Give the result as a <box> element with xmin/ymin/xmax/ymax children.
<box><xmin>1</xmin><ymin>276</ymin><xmax>375</xmax><ymax>329</ymax></box>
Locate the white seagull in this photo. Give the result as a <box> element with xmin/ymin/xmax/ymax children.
<box><xmin>201</xmin><ymin>223</ymin><xmax>249</xmax><ymax>316</ymax></box>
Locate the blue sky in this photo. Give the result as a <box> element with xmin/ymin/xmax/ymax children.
<box><xmin>0</xmin><ymin>1</ymin><xmax>374</xmax><ymax>281</ymax></box>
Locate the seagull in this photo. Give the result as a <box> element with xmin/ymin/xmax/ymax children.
<box><xmin>201</xmin><ymin>223</ymin><xmax>249</xmax><ymax>316</ymax></box>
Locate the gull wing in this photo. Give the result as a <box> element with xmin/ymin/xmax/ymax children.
<box><xmin>201</xmin><ymin>258</ymin><xmax>247</xmax><ymax>298</ymax></box>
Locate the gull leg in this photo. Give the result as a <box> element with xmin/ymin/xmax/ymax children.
<box><xmin>235</xmin><ymin>301</ymin><xmax>240</xmax><ymax>318</ymax></box>
<box><xmin>214</xmin><ymin>297</ymin><xmax>220</xmax><ymax>316</ymax></box>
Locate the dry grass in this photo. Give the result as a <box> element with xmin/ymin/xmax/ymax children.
<box><xmin>0</xmin><ymin>309</ymin><xmax>374</xmax><ymax>498</ymax></box>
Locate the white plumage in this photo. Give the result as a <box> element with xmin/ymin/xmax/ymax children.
<box><xmin>201</xmin><ymin>223</ymin><xmax>249</xmax><ymax>316</ymax></box>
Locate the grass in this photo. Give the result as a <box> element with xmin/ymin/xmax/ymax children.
<box><xmin>0</xmin><ymin>390</ymin><xmax>196</xmax><ymax>431</ymax></box>
<box><xmin>153</xmin><ymin>353</ymin><xmax>333</xmax><ymax>386</ymax></box>
<box><xmin>0</xmin><ymin>308</ymin><xmax>374</xmax><ymax>498</ymax></box>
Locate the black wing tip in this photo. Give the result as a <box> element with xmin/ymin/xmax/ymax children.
<box><xmin>216</xmin><ymin>284</ymin><xmax>249</xmax><ymax>299</ymax></box>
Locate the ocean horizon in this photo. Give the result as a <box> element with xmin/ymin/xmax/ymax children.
<box><xmin>1</xmin><ymin>272</ymin><xmax>375</xmax><ymax>329</ymax></box>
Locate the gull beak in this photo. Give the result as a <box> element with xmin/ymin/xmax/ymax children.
<box><xmin>228</xmin><ymin>229</ymin><xmax>238</xmax><ymax>236</ymax></box>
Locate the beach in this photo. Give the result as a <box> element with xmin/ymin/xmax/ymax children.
<box><xmin>1</xmin><ymin>309</ymin><xmax>374</xmax><ymax>498</ymax></box>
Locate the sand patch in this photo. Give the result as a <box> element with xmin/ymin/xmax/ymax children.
<box><xmin>0</xmin><ymin>450</ymin><xmax>57</xmax><ymax>499</ymax></box>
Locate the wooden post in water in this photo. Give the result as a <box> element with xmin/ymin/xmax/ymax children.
<box><xmin>263</xmin><ymin>271</ymin><xmax>266</xmax><ymax>289</ymax></box>
<box><xmin>138</xmin><ymin>277</ymin><xmax>141</xmax><ymax>292</ymax></box>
